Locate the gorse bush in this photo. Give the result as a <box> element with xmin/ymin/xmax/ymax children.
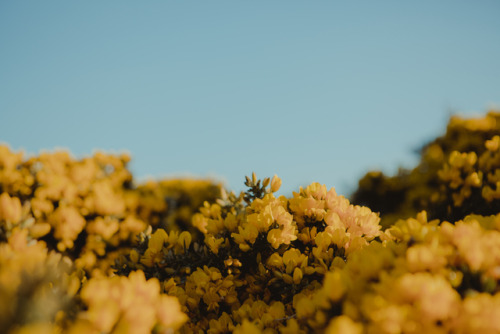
<box><xmin>1</xmin><ymin>110</ymin><xmax>500</xmax><ymax>333</ymax></box>
<box><xmin>0</xmin><ymin>148</ymin><xmax>220</xmax><ymax>333</ymax></box>
<box><xmin>115</xmin><ymin>174</ymin><xmax>381</xmax><ymax>333</ymax></box>
<box><xmin>352</xmin><ymin>110</ymin><xmax>500</xmax><ymax>228</ymax></box>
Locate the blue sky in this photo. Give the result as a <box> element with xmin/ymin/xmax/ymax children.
<box><xmin>1</xmin><ymin>1</ymin><xmax>499</xmax><ymax>196</ymax></box>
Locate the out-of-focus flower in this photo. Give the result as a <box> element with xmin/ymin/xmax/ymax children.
<box><xmin>79</xmin><ymin>270</ymin><xmax>187</xmax><ymax>334</ymax></box>
<box><xmin>0</xmin><ymin>192</ymin><xmax>22</xmax><ymax>223</ymax></box>
<box><xmin>49</xmin><ymin>206</ymin><xmax>86</xmax><ymax>252</ymax></box>
<box><xmin>325</xmin><ymin>315</ymin><xmax>363</xmax><ymax>334</ymax></box>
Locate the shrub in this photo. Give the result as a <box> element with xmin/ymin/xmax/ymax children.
<box><xmin>1</xmin><ymin>110</ymin><xmax>500</xmax><ymax>333</ymax></box>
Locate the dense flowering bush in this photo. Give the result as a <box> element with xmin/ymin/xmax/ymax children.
<box><xmin>115</xmin><ymin>174</ymin><xmax>381</xmax><ymax>333</ymax></box>
<box><xmin>0</xmin><ymin>147</ymin><xmax>219</xmax><ymax>333</ymax></box>
<box><xmin>1</xmin><ymin>110</ymin><xmax>500</xmax><ymax>333</ymax></box>
<box><xmin>352</xmin><ymin>110</ymin><xmax>500</xmax><ymax>228</ymax></box>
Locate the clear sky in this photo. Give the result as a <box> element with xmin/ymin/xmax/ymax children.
<box><xmin>1</xmin><ymin>1</ymin><xmax>499</xmax><ymax>196</ymax></box>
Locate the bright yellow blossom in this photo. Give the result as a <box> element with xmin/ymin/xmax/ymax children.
<box><xmin>0</xmin><ymin>192</ymin><xmax>22</xmax><ymax>223</ymax></box>
<box><xmin>325</xmin><ymin>315</ymin><xmax>363</xmax><ymax>334</ymax></box>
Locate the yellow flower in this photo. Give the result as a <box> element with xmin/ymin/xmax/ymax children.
<box><xmin>234</xmin><ymin>320</ymin><xmax>261</xmax><ymax>334</ymax></box>
<box><xmin>148</xmin><ymin>229</ymin><xmax>168</xmax><ymax>253</ymax></box>
<box><xmin>294</xmin><ymin>294</ymin><xmax>316</xmax><ymax>319</ymax></box>
<box><xmin>224</xmin><ymin>212</ymin><xmax>239</xmax><ymax>232</ymax></box>
<box><xmin>205</xmin><ymin>235</ymin><xmax>225</xmax><ymax>254</ymax></box>
<box><xmin>361</xmin><ymin>295</ymin><xmax>406</xmax><ymax>334</ymax></box>
<box><xmin>266</xmin><ymin>252</ymin><xmax>283</xmax><ymax>269</ymax></box>
<box><xmin>156</xmin><ymin>295</ymin><xmax>189</xmax><ymax>330</ymax></box>
<box><xmin>129</xmin><ymin>249</ymin><xmax>140</xmax><ymax>263</ymax></box>
<box><xmin>0</xmin><ymin>192</ymin><xmax>22</xmax><ymax>223</ymax></box>
<box><xmin>0</xmin><ymin>144</ymin><xmax>23</xmax><ymax>170</ymax></box>
<box><xmin>322</xmin><ymin>271</ymin><xmax>347</xmax><ymax>303</ymax></box>
<box><xmin>192</xmin><ymin>213</ymin><xmax>208</xmax><ymax>234</ymax></box>
<box><xmin>247</xmin><ymin>206</ymin><xmax>273</xmax><ymax>232</ymax></box>
<box><xmin>406</xmin><ymin>242</ymin><xmax>448</xmax><ymax>273</ymax></box>
<box><xmin>456</xmin><ymin>293</ymin><xmax>500</xmax><ymax>333</ymax></box>
<box><xmin>485</xmin><ymin>135</ymin><xmax>500</xmax><ymax>152</ymax></box>
<box><xmin>208</xmin><ymin>312</ymin><xmax>235</xmax><ymax>334</ymax></box>
<box><xmin>232</xmin><ymin>224</ymin><xmax>259</xmax><ymax>250</ymax></box>
<box><xmin>203</xmin><ymin>287</ymin><xmax>222</xmax><ymax>311</ymax></box>
<box><xmin>280</xmin><ymin>318</ymin><xmax>305</xmax><ymax>334</ymax></box>
<box><xmin>324</xmin><ymin>211</ymin><xmax>345</xmax><ymax>230</ymax></box>
<box><xmin>90</xmin><ymin>180</ymin><xmax>125</xmax><ymax>216</ymax></box>
<box><xmin>282</xmin><ymin>249</ymin><xmax>305</xmax><ymax>273</ymax></box>
<box><xmin>178</xmin><ymin>231</ymin><xmax>192</xmax><ymax>251</ymax></box>
<box><xmin>118</xmin><ymin>216</ymin><xmax>146</xmax><ymax>241</ymax></box>
<box><xmin>270</xmin><ymin>175</ymin><xmax>282</xmax><ymax>193</ymax></box>
<box><xmin>267</xmin><ymin>226</ymin><xmax>297</xmax><ymax>249</ymax></box>
<box><xmin>80</xmin><ymin>271</ymin><xmax>187</xmax><ymax>334</ymax></box>
<box><xmin>49</xmin><ymin>206</ymin><xmax>86</xmax><ymax>252</ymax></box>
<box><xmin>441</xmin><ymin>221</ymin><xmax>485</xmax><ymax>272</ymax></box>
<box><xmin>29</xmin><ymin>222</ymin><xmax>51</xmax><ymax>239</ymax></box>
<box><xmin>385</xmin><ymin>211</ymin><xmax>438</xmax><ymax>243</ymax></box>
<box><xmin>140</xmin><ymin>249</ymin><xmax>162</xmax><ymax>267</ymax></box>
<box><xmin>325</xmin><ymin>316</ymin><xmax>363</xmax><ymax>334</ymax></box>
<box><xmin>395</xmin><ymin>272</ymin><xmax>460</xmax><ymax>322</ymax></box>
<box><xmin>86</xmin><ymin>217</ymin><xmax>119</xmax><ymax>241</ymax></box>
<box><xmin>268</xmin><ymin>301</ymin><xmax>285</xmax><ymax>320</ymax></box>
<box><xmin>293</xmin><ymin>268</ymin><xmax>303</xmax><ymax>284</ymax></box>
<box><xmin>303</xmin><ymin>182</ymin><xmax>328</xmax><ymax>199</ymax></box>
<box><xmin>315</xmin><ymin>231</ymin><xmax>333</xmax><ymax>249</ymax></box>
<box><xmin>30</xmin><ymin>197</ymin><xmax>54</xmax><ymax>219</ymax></box>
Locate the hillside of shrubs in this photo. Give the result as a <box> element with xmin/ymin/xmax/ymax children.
<box><xmin>1</xmin><ymin>110</ymin><xmax>500</xmax><ymax>333</ymax></box>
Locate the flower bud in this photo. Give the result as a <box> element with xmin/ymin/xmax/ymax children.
<box><xmin>270</xmin><ymin>175</ymin><xmax>282</xmax><ymax>193</ymax></box>
<box><xmin>293</xmin><ymin>268</ymin><xmax>303</xmax><ymax>284</ymax></box>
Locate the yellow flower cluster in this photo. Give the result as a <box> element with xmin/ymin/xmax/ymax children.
<box><xmin>119</xmin><ymin>176</ymin><xmax>500</xmax><ymax>333</ymax></box>
<box><xmin>70</xmin><ymin>270</ymin><xmax>187</xmax><ymax>334</ymax></box>
<box><xmin>0</xmin><ymin>229</ymin><xmax>79</xmax><ymax>333</ymax></box>
<box><xmin>352</xmin><ymin>110</ymin><xmax>500</xmax><ymax>227</ymax></box>
<box><xmin>295</xmin><ymin>211</ymin><xmax>500</xmax><ymax>333</ymax></box>
<box><xmin>134</xmin><ymin>179</ymin><xmax>221</xmax><ymax>235</ymax></box>
<box><xmin>0</xmin><ymin>228</ymin><xmax>187</xmax><ymax>334</ymax></box>
<box><xmin>120</xmin><ymin>174</ymin><xmax>382</xmax><ymax>332</ymax></box>
<box><xmin>0</xmin><ymin>145</ymin><xmax>219</xmax><ymax>333</ymax></box>
<box><xmin>0</xmin><ymin>145</ymin><xmax>221</xmax><ymax>278</ymax></box>
<box><xmin>2</xmin><ymin>110</ymin><xmax>500</xmax><ymax>333</ymax></box>
<box><xmin>436</xmin><ymin>132</ymin><xmax>500</xmax><ymax>211</ymax></box>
